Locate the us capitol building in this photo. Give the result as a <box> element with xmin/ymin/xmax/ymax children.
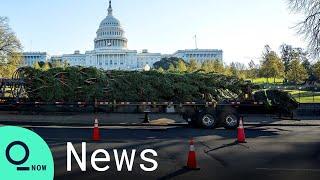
<box><xmin>22</xmin><ymin>1</ymin><xmax>223</xmax><ymax>70</ymax></box>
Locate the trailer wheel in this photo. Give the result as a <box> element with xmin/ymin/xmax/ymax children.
<box><xmin>196</xmin><ymin>112</ymin><xmax>217</xmax><ymax>129</ymax></box>
<box><xmin>219</xmin><ymin>109</ymin><xmax>239</xmax><ymax>130</ymax></box>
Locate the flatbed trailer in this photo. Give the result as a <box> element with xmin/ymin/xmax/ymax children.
<box><xmin>1</xmin><ymin>77</ymin><xmax>296</xmax><ymax>129</ymax></box>
<box><xmin>0</xmin><ymin>99</ymin><xmax>280</xmax><ymax>129</ymax></box>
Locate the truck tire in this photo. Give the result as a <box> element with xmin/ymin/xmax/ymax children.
<box><xmin>219</xmin><ymin>108</ymin><xmax>239</xmax><ymax>130</ymax></box>
<box><xmin>196</xmin><ymin>112</ymin><xmax>218</xmax><ymax>129</ymax></box>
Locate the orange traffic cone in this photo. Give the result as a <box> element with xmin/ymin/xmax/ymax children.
<box><xmin>186</xmin><ymin>138</ymin><xmax>200</xmax><ymax>170</ymax></box>
<box><xmin>93</xmin><ymin>118</ymin><xmax>100</xmax><ymax>141</ymax></box>
<box><xmin>237</xmin><ymin>116</ymin><xmax>246</xmax><ymax>143</ymax></box>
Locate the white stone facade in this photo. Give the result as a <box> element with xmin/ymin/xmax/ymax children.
<box><xmin>85</xmin><ymin>49</ymin><xmax>138</xmax><ymax>70</ymax></box>
<box><xmin>22</xmin><ymin>52</ymin><xmax>48</xmax><ymax>66</ymax></box>
<box><xmin>137</xmin><ymin>50</ymin><xmax>161</xmax><ymax>69</ymax></box>
<box><xmin>173</xmin><ymin>49</ymin><xmax>223</xmax><ymax>64</ymax></box>
<box><xmin>62</xmin><ymin>51</ymin><xmax>86</xmax><ymax>67</ymax></box>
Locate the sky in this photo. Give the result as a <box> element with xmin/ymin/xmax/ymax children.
<box><xmin>0</xmin><ymin>0</ymin><xmax>307</xmax><ymax>64</ymax></box>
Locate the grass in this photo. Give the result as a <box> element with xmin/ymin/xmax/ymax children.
<box><xmin>286</xmin><ymin>90</ymin><xmax>320</xmax><ymax>103</ymax></box>
<box><xmin>247</xmin><ymin>78</ymin><xmax>320</xmax><ymax>103</ymax></box>
<box><xmin>297</xmin><ymin>96</ymin><xmax>320</xmax><ymax>103</ymax></box>
<box><xmin>248</xmin><ymin>78</ymin><xmax>284</xmax><ymax>84</ymax></box>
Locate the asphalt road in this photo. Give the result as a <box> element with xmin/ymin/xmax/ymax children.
<box><xmin>30</xmin><ymin>125</ymin><xmax>320</xmax><ymax>180</ymax></box>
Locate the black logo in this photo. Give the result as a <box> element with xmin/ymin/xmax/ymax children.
<box><xmin>5</xmin><ymin>141</ymin><xmax>30</xmax><ymax>171</ymax></box>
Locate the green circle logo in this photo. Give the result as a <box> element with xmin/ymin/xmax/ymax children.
<box><xmin>0</xmin><ymin>126</ymin><xmax>54</xmax><ymax>180</ymax></box>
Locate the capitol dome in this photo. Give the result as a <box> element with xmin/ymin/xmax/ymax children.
<box><xmin>94</xmin><ymin>0</ymin><xmax>128</xmax><ymax>50</ymax></box>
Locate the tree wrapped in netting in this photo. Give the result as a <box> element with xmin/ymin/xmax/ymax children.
<box><xmin>17</xmin><ymin>67</ymin><xmax>108</xmax><ymax>102</ymax></box>
<box><xmin>16</xmin><ymin>67</ymin><xmax>249</xmax><ymax>102</ymax></box>
<box><xmin>253</xmin><ymin>89</ymin><xmax>299</xmax><ymax>114</ymax></box>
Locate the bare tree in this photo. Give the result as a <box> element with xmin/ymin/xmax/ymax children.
<box><xmin>0</xmin><ymin>17</ymin><xmax>22</xmax><ymax>63</ymax></box>
<box><xmin>288</xmin><ymin>0</ymin><xmax>320</xmax><ymax>57</ymax></box>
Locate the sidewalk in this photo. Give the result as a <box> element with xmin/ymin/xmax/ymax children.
<box><xmin>0</xmin><ymin>112</ymin><xmax>319</xmax><ymax>126</ymax></box>
<box><xmin>243</xmin><ymin>114</ymin><xmax>320</xmax><ymax>126</ymax></box>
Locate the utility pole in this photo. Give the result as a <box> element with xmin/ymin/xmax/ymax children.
<box><xmin>194</xmin><ymin>35</ymin><xmax>198</xmax><ymax>49</ymax></box>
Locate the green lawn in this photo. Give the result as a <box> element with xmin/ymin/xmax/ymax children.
<box><xmin>248</xmin><ymin>78</ymin><xmax>320</xmax><ymax>103</ymax></box>
<box><xmin>297</xmin><ymin>96</ymin><xmax>320</xmax><ymax>103</ymax></box>
<box><xmin>286</xmin><ymin>90</ymin><xmax>320</xmax><ymax>103</ymax></box>
<box><xmin>249</xmin><ymin>78</ymin><xmax>284</xmax><ymax>84</ymax></box>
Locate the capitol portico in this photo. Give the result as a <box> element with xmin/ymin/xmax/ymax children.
<box><xmin>22</xmin><ymin>0</ymin><xmax>223</xmax><ymax>70</ymax></box>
